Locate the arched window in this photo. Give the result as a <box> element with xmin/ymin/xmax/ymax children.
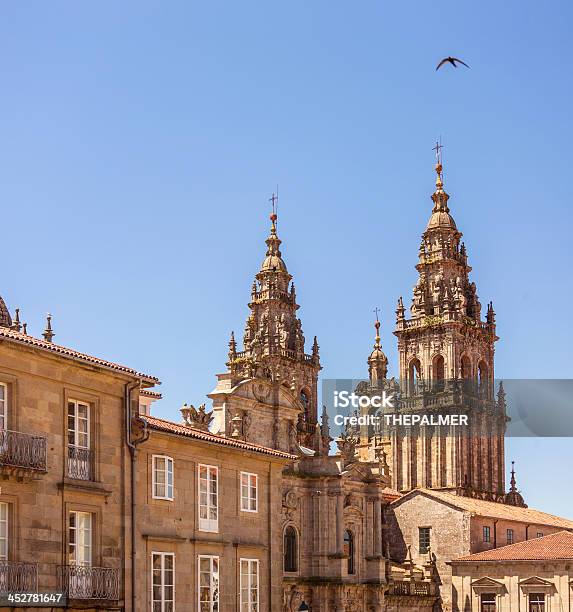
<box><xmin>432</xmin><ymin>355</ymin><xmax>445</xmax><ymax>391</ymax></box>
<box><xmin>478</xmin><ymin>360</ymin><xmax>489</xmax><ymax>395</ymax></box>
<box><xmin>408</xmin><ymin>359</ymin><xmax>422</xmax><ymax>393</ymax></box>
<box><xmin>478</xmin><ymin>360</ymin><xmax>488</xmax><ymax>384</ymax></box>
<box><xmin>460</xmin><ymin>355</ymin><xmax>471</xmax><ymax>379</ymax></box>
<box><xmin>343</xmin><ymin>530</ymin><xmax>355</xmax><ymax>575</ymax></box>
<box><xmin>283</xmin><ymin>526</ymin><xmax>298</xmax><ymax>572</ymax></box>
<box><xmin>433</xmin><ymin>355</ymin><xmax>445</xmax><ymax>379</ymax></box>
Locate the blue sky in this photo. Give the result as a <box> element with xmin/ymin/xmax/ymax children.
<box><xmin>1</xmin><ymin>1</ymin><xmax>572</xmax><ymax>516</ymax></box>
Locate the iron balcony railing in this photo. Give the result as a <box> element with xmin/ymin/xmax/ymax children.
<box><xmin>67</xmin><ymin>446</ymin><xmax>94</xmax><ymax>481</ymax></box>
<box><xmin>57</xmin><ymin>565</ymin><xmax>119</xmax><ymax>600</ymax></box>
<box><xmin>0</xmin><ymin>561</ymin><xmax>38</xmax><ymax>593</ymax></box>
<box><xmin>0</xmin><ymin>430</ymin><xmax>47</xmax><ymax>472</ymax></box>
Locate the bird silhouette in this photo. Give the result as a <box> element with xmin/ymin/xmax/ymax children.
<box><xmin>436</xmin><ymin>57</ymin><xmax>470</xmax><ymax>71</ymax></box>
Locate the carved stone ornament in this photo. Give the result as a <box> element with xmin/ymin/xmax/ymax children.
<box><xmin>180</xmin><ymin>403</ymin><xmax>213</xmax><ymax>431</ymax></box>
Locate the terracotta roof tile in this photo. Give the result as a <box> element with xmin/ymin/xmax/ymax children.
<box><xmin>0</xmin><ymin>327</ymin><xmax>159</xmax><ymax>384</ymax></box>
<box><xmin>144</xmin><ymin>414</ymin><xmax>297</xmax><ymax>460</ymax></box>
<box><xmin>392</xmin><ymin>489</ymin><xmax>573</xmax><ymax>530</ymax></box>
<box><xmin>140</xmin><ymin>389</ymin><xmax>163</xmax><ymax>399</ymax></box>
<box><xmin>454</xmin><ymin>530</ymin><xmax>573</xmax><ymax>562</ymax></box>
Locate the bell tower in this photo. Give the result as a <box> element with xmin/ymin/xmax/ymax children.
<box><xmin>392</xmin><ymin>150</ymin><xmax>507</xmax><ymax>501</ymax></box>
<box><xmin>209</xmin><ymin>200</ymin><xmax>323</xmax><ymax>452</ymax></box>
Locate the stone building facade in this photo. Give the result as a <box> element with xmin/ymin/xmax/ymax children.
<box><xmin>136</xmin><ymin>413</ymin><xmax>293</xmax><ymax>611</ymax></box>
<box><xmin>0</xmin><ymin>316</ymin><xmax>159</xmax><ymax>610</ymax></box>
<box><xmin>450</xmin><ymin>531</ymin><xmax>573</xmax><ymax>611</ymax></box>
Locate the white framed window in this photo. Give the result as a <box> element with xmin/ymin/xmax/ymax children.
<box><xmin>68</xmin><ymin>511</ymin><xmax>92</xmax><ymax>566</ymax></box>
<box><xmin>198</xmin><ymin>465</ymin><xmax>218</xmax><ymax>532</ymax></box>
<box><xmin>152</xmin><ymin>456</ymin><xmax>174</xmax><ymax>500</ymax></box>
<box><xmin>68</xmin><ymin>400</ymin><xmax>90</xmax><ymax>449</ymax></box>
<box><xmin>151</xmin><ymin>552</ymin><xmax>174</xmax><ymax>612</ymax></box>
<box><xmin>198</xmin><ymin>555</ymin><xmax>219</xmax><ymax>612</ymax></box>
<box><xmin>0</xmin><ymin>383</ymin><xmax>7</xmax><ymax>430</ymax></box>
<box><xmin>0</xmin><ymin>502</ymin><xmax>8</xmax><ymax>560</ymax></box>
<box><xmin>67</xmin><ymin>400</ymin><xmax>92</xmax><ymax>480</ymax></box>
<box><xmin>240</xmin><ymin>472</ymin><xmax>258</xmax><ymax>513</ymax></box>
<box><xmin>240</xmin><ymin>559</ymin><xmax>259</xmax><ymax>612</ymax></box>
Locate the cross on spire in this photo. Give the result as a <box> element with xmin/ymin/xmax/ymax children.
<box><xmin>432</xmin><ymin>139</ymin><xmax>444</xmax><ymax>165</ymax></box>
<box><xmin>373</xmin><ymin>307</ymin><xmax>380</xmax><ymax>322</ymax></box>
<box><xmin>269</xmin><ymin>192</ymin><xmax>278</xmax><ymax>215</ymax></box>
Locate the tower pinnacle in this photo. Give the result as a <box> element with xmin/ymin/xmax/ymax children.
<box><xmin>368</xmin><ymin>312</ymin><xmax>388</xmax><ymax>384</ymax></box>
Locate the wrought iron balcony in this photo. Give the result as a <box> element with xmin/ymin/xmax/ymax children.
<box><xmin>57</xmin><ymin>565</ymin><xmax>119</xmax><ymax>601</ymax></box>
<box><xmin>0</xmin><ymin>561</ymin><xmax>38</xmax><ymax>593</ymax></box>
<box><xmin>0</xmin><ymin>430</ymin><xmax>47</xmax><ymax>473</ymax></box>
<box><xmin>67</xmin><ymin>445</ymin><xmax>94</xmax><ymax>481</ymax></box>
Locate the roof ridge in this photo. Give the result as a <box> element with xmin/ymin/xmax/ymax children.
<box><xmin>393</xmin><ymin>489</ymin><xmax>573</xmax><ymax>529</ymax></box>
<box><xmin>143</xmin><ymin>414</ymin><xmax>297</xmax><ymax>460</ymax></box>
<box><xmin>455</xmin><ymin>530</ymin><xmax>573</xmax><ymax>562</ymax></box>
<box><xmin>0</xmin><ymin>327</ymin><xmax>159</xmax><ymax>383</ymax></box>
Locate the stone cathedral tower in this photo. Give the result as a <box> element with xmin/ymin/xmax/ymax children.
<box><xmin>390</xmin><ymin>154</ymin><xmax>509</xmax><ymax>502</ymax></box>
<box><xmin>209</xmin><ymin>207</ymin><xmax>324</xmax><ymax>452</ymax></box>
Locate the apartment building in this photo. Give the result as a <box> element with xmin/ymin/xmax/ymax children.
<box><xmin>0</xmin><ymin>314</ymin><xmax>159</xmax><ymax>610</ymax></box>
<box><xmin>135</xmin><ymin>413</ymin><xmax>294</xmax><ymax>612</ymax></box>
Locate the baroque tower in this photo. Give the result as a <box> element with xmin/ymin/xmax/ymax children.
<box><xmin>209</xmin><ymin>206</ymin><xmax>324</xmax><ymax>452</ymax></box>
<box><xmin>391</xmin><ymin>152</ymin><xmax>508</xmax><ymax>501</ymax></box>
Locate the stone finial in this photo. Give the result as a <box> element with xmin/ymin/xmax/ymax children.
<box><xmin>486</xmin><ymin>301</ymin><xmax>496</xmax><ymax>325</ymax></box>
<box><xmin>22</xmin><ymin>322</ymin><xmax>28</xmax><ymax>335</ymax></box>
<box><xmin>180</xmin><ymin>403</ymin><xmax>213</xmax><ymax>432</ymax></box>
<box><xmin>228</xmin><ymin>331</ymin><xmax>237</xmax><ymax>361</ymax></box>
<box><xmin>43</xmin><ymin>313</ymin><xmax>54</xmax><ymax>343</ymax></box>
<box><xmin>395</xmin><ymin>296</ymin><xmax>405</xmax><ymax>323</ymax></box>
<box><xmin>11</xmin><ymin>308</ymin><xmax>21</xmax><ymax>333</ymax></box>
<box><xmin>312</xmin><ymin>336</ymin><xmax>320</xmax><ymax>363</ymax></box>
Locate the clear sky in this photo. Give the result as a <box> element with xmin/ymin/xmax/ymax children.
<box><xmin>1</xmin><ymin>1</ymin><xmax>572</xmax><ymax>516</ymax></box>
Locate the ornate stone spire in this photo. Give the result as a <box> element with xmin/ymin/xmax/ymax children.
<box><xmin>504</xmin><ymin>460</ymin><xmax>527</xmax><ymax>508</ymax></box>
<box><xmin>402</xmin><ymin>151</ymin><xmax>493</xmax><ymax>328</ymax></box>
<box><xmin>219</xmin><ymin>198</ymin><xmax>322</xmax><ymax>449</ymax></box>
<box><xmin>0</xmin><ymin>296</ymin><xmax>12</xmax><ymax>329</ymax></box>
<box><xmin>368</xmin><ymin>312</ymin><xmax>388</xmax><ymax>384</ymax></box>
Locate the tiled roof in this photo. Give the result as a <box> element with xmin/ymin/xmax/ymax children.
<box><xmin>144</xmin><ymin>414</ymin><xmax>297</xmax><ymax>460</ymax></box>
<box><xmin>140</xmin><ymin>389</ymin><xmax>163</xmax><ymax>399</ymax></box>
<box><xmin>392</xmin><ymin>489</ymin><xmax>573</xmax><ymax>530</ymax></box>
<box><xmin>0</xmin><ymin>327</ymin><xmax>159</xmax><ymax>384</ymax></box>
<box><xmin>382</xmin><ymin>487</ymin><xmax>402</xmax><ymax>501</ymax></box>
<box><xmin>454</xmin><ymin>530</ymin><xmax>573</xmax><ymax>562</ymax></box>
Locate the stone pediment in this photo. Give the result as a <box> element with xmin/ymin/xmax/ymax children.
<box><xmin>519</xmin><ymin>576</ymin><xmax>553</xmax><ymax>587</ymax></box>
<box><xmin>341</xmin><ymin>462</ymin><xmax>372</xmax><ymax>483</ymax></box>
<box><xmin>471</xmin><ymin>577</ymin><xmax>504</xmax><ymax>588</ymax></box>
<box><xmin>519</xmin><ymin>576</ymin><xmax>555</xmax><ymax>594</ymax></box>
<box><xmin>221</xmin><ymin>377</ymin><xmax>299</xmax><ymax>410</ymax></box>
<box><xmin>471</xmin><ymin>576</ymin><xmax>506</xmax><ymax>595</ymax></box>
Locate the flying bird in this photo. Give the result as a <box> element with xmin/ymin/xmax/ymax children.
<box><xmin>436</xmin><ymin>57</ymin><xmax>470</xmax><ymax>71</ymax></box>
